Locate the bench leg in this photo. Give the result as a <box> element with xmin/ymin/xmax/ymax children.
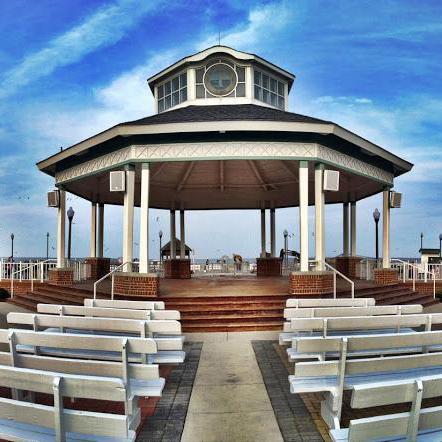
<box><xmin>321</xmin><ymin>394</ymin><xmax>340</xmax><ymax>430</ymax></box>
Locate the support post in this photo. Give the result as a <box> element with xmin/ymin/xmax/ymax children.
<box><xmin>350</xmin><ymin>201</ymin><xmax>357</xmax><ymax>257</ymax></box>
<box><xmin>122</xmin><ymin>165</ymin><xmax>135</xmax><ymax>272</ymax></box>
<box><xmin>299</xmin><ymin>161</ymin><xmax>309</xmax><ymax>272</ymax></box>
<box><xmin>343</xmin><ymin>203</ymin><xmax>349</xmax><ymax>256</ymax></box>
<box><xmin>57</xmin><ymin>189</ymin><xmax>66</xmax><ymax>268</ymax></box>
<box><xmin>170</xmin><ymin>209</ymin><xmax>176</xmax><ymax>259</ymax></box>
<box><xmin>315</xmin><ymin>164</ymin><xmax>325</xmax><ymax>271</ymax></box>
<box><xmin>97</xmin><ymin>203</ymin><xmax>104</xmax><ymax>258</ymax></box>
<box><xmin>261</xmin><ymin>208</ymin><xmax>266</xmax><ymax>258</ymax></box>
<box><xmin>180</xmin><ymin>209</ymin><xmax>186</xmax><ymax>259</ymax></box>
<box><xmin>382</xmin><ymin>188</ymin><xmax>391</xmax><ymax>268</ymax></box>
<box><xmin>139</xmin><ymin>163</ymin><xmax>150</xmax><ymax>274</ymax></box>
<box><xmin>270</xmin><ymin>207</ymin><xmax>276</xmax><ymax>257</ymax></box>
<box><xmin>90</xmin><ymin>202</ymin><xmax>97</xmax><ymax>258</ymax></box>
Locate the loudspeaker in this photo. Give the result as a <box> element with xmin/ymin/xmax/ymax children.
<box><xmin>390</xmin><ymin>191</ymin><xmax>402</xmax><ymax>208</ymax></box>
<box><xmin>110</xmin><ymin>171</ymin><xmax>126</xmax><ymax>192</ymax></box>
<box><xmin>47</xmin><ymin>190</ymin><xmax>60</xmax><ymax>208</ymax></box>
<box><xmin>323</xmin><ymin>170</ymin><xmax>340</xmax><ymax>191</ymax></box>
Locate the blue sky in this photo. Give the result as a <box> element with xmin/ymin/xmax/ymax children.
<box><xmin>0</xmin><ymin>0</ymin><xmax>441</xmax><ymax>260</ymax></box>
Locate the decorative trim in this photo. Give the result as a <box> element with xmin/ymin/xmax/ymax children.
<box><xmin>55</xmin><ymin>142</ymin><xmax>393</xmax><ymax>185</ymax></box>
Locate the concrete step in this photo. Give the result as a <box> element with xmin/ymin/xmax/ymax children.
<box><xmin>182</xmin><ymin>312</ymin><xmax>283</xmax><ymax>323</ymax></box>
<box><xmin>183</xmin><ymin>321</ymin><xmax>282</xmax><ymax>333</ymax></box>
<box><xmin>20</xmin><ymin>292</ymin><xmax>82</xmax><ymax>306</ymax></box>
<box><xmin>7</xmin><ymin>297</ymin><xmax>37</xmax><ymax>311</ymax></box>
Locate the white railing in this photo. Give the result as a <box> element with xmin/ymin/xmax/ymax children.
<box><xmin>391</xmin><ymin>258</ymin><xmax>436</xmax><ymax>299</ymax></box>
<box><xmin>191</xmin><ymin>261</ymin><xmax>256</xmax><ymax>276</ymax></box>
<box><xmin>9</xmin><ymin>259</ymin><xmax>57</xmax><ymax>298</ymax></box>
<box><xmin>94</xmin><ymin>261</ymin><xmax>133</xmax><ymax>300</ymax></box>
<box><xmin>323</xmin><ymin>261</ymin><xmax>355</xmax><ymax>299</ymax></box>
<box><xmin>357</xmin><ymin>258</ymin><xmax>382</xmax><ymax>280</ymax></box>
<box><xmin>67</xmin><ymin>260</ymin><xmax>91</xmax><ymax>282</ymax></box>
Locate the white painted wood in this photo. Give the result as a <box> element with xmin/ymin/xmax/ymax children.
<box><xmin>180</xmin><ymin>209</ymin><xmax>186</xmax><ymax>259</ymax></box>
<box><xmin>299</xmin><ymin>161</ymin><xmax>309</xmax><ymax>271</ymax></box>
<box><xmin>98</xmin><ymin>203</ymin><xmax>104</xmax><ymax>258</ymax></box>
<box><xmin>57</xmin><ymin>189</ymin><xmax>66</xmax><ymax>268</ymax></box>
<box><xmin>343</xmin><ymin>203</ymin><xmax>349</xmax><ymax>256</ymax></box>
<box><xmin>90</xmin><ymin>203</ymin><xmax>97</xmax><ymax>258</ymax></box>
<box><xmin>270</xmin><ymin>207</ymin><xmax>276</xmax><ymax>257</ymax></box>
<box><xmin>284</xmin><ymin>305</ymin><xmax>422</xmax><ymax>319</ymax></box>
<box><xmin>139</xmin><ymin>163</ymin><xmax>150</xmax><ymax>273</ymax></box>
<box><xmin>122</xmin><ymin>166</ymin><xmax>135</xmax><ymax>270</ymax></box>
<box><xmin>170</xmin><ymin>209</ymin><xmax>176</xmax><ymax>259</ymax></box>
<box><xmin>350</xmin><ymin>201</ymin><xmax>356</xmax><ymax>257</ymax></box>
<box><xmin>382</xmin><ymin>188</ymin><xmax>390</xmax><ymax>268</ymax></box>
<box><xmin>84</xmin><ymin>299</ymin><xmax>165</xmax><ymax>310</ymax></box>
<box><xmin>285</xmin><ymin>298</ymin><xmax>375</xmax><ymax>308</ymax></box>
<box><xmin>315</xmin><ymin>163</ymin><xmax>325</xmax><ymax>270</ymax></box>
<box><xmin>260</xmin><ymin>208</ymin><xmax>266</xmax><ymax>257</ymax></box>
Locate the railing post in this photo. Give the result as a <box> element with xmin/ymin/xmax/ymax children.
<box><xmin>413</xmin><ymin>265</ymin><xmax>416</xmax><ymax>292</ymax></box>
<box><xmin>40</xmin><ymin>262</ymin><xmax>44</xmax><ymax>283</ymax></box>
<box><xmin>111</xmin><ymin>274</ymin><xmax>115</xmax><ymax>300</ymax></box>
<box><xmin>31</xmin><ymin>265</ymin><xmax>34</xmax><ymax>292</ymax></box>
<box><xmin>19</xmin><ymin>262</ymin><xmax>22</xmax><ymax>282</ymax></box>
<box><xmin>0</xmin><ymin>258</ymin><xmax>3</xmax><ymax>281</ymax></box>
<box><xmin>403</xmin><ymin>262</ymin><xmax>406</xmax><ymax>283</ymax></box>
<box><xmin>333</xmin><ymin>272</ymin><xmax>336</xmax><ymax>299</ymax></box>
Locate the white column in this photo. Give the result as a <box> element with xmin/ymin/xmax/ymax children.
<box><xmin>270</xmin><ymin>208</ymin><xmax>276</xmax><ymax>257</ymax></box>
<box><xmin>350</xmin><ymin>201</ymin><xmax>357</xmax><ymax>257</ymax></box>
<box><xmin>97</xmin><ymin>203</ymin><xmax>104</xmax><ymax>258</ymax></box>
<box><xmin>170</xmin><ymin>210</ymin><xmax>176</xmax><ymax>259</ymax></box>
<box><xmin>343</xmin><ymin>203</ymin><xmax>350</xmax><ymax>256</ymax></box>
<box><xmin>299</xmin><ymin>161</ymin><xmax>309</xmax><ymax>272</ymax></box>
<box><xmin>180</xmin><ymin>210</ymin><xmax>186</xmax><ymax>259</ymax></box>
<box><xmin>139</xmin><ymin>163</ymin><xmax>150</xmax><ymax>273</ymax></box>
<box><xmin>90</xmin><ymin>203</ymin><xmax>97</xmax><ymax>258</ymax></box>
<box><xmin>122</xmin><ymin>166</ymin><xmax>135</xmax><ymax>271</ymax></box>
<box><xmin>260</xmin><ymin>208</ymin><xmax>266</xmax><ymax>257</ymax></box>
<box><xmin>315</xmin><ymin>164</ymin><xmax>325</xmax><ymax>270</ymax></box>
<box><xmin>57</xmin><ymin>189</ymin><xmax>66</xmax><ymax>268</ymax></box>
<box><xmin>382</xmin><ymin>189</ymin><xmax>391</xmax><ymax>268</ymax></box>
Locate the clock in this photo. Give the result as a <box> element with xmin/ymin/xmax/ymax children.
<box><xmin>204</xmin><ymin>63</ymin><xmax>237</xmax><ymax>96</ymax></box>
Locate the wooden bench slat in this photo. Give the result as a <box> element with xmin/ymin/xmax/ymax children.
<box><xmin>84</xmin><ymin>299</ymin><xmax>165</xmax><ymax>309</ymax></box>
<box><xmin>285</xmin><ymin>298</ymin><xmax>376</xmax><ymax>308</ymax></box>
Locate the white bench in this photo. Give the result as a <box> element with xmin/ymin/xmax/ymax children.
<box><xmin>330</xmin><ymin>376</ymin><xmax>442</xmax><ymax>441</ymax></box>
<box><xmin>38</xmin><ymin>303</ymin><xmax>181</xmax><ymax>320</ymax></box>
<box><xmin>289</xmin><ymin>331</ymin><xmax>442</xmax><ymax>429</ymax></box>
<box><xmin>286</xmin><ymin>298</ymin><xmax>376</xmax><ymax>308</ymax></box>
<box><xmin>85</xmin><ymin>298</ymin><xmax>166</xmax><ymax>310</ymax></box>
<box><xmin>0</xmin><ymin>364</ymin><xmax>136</xmax><ymax>441</ymax></box>
<box><xmin>279</xmin><ymin>304</ymin><xmax>422</xmax><ymax>345</ymax></box>
<box><xmin>3</xmin><ymin>328</ymin><xmax>165</xmax><ymax>404</ymax></box>
<box><xmin>7</xmin><ymin>312</ymin><xmax>185</xmax><ymax>364</ymax></box>
<box><xmin>280</xmin><ymin>312</ymin><xmax>442</xmax><ymax>345</ymax></box>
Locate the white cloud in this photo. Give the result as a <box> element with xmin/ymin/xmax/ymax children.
<box><xmin>0</xmin><ymin>0</ymin><xmax>166</xmax><ymax>99</ymax></box>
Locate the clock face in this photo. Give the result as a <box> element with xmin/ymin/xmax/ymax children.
<box><xmin>204</xmin><ymin>63</ymin><xmax>237</xmax><ymax>96</ymax></box>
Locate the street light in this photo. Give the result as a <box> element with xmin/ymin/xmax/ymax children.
<box><xmin>373</xmin><ymin>208</ymin><xmax>380</xmax><ymax>261</ymax></box>
<box><xmin>10</xmin><ymin>233</ymin><xmax>14</xmax><ymax>260</ymax></box>
<box><xmin>439</xmin><ymin>233</ymin><xmax>442</xmax><ymax>258</ymax></box>
<box><xmin>67</xmin><ymin>207</ymin><xmax>75</xmax><ymax>260</ymax></box>
<box><xmin>46</xmin><ymin>232</ymin><xmax>50</xmax><ymax>260</ymax></box>
<box><xmin>159</xmin><ymin>230</ymin><xmax>163</xmax><ymax>262</ymax></box>
<box><xmin>420</xmin><ymin>232</ymin><xmax>424</xmax><ymax>250</ymax></box>
<box><xmin>283</xmin><ymin>229</ymin><xmax>288</xmax><ymax>268</ymax></box>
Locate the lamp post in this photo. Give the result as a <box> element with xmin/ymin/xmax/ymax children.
<box><xmin>10</xmin><ymin>233</ymin><xmax>14</xmax><ymax>260</ymax></box>
<box><xmin>159</xmin><ymin>230</ymin><xmax>163</xmax><ymax>262</ymax></box>
<box><xmin>46</xmin><ymin>232</ymin><xmax>50</xmax><ymax>260</ymax></box>
<box><xmin>283</xmin><ymin>229</ymin><xmax>288</xmax><ymax>268</ymax></box>
<box><xmin>67</xmin><ymin>207</ymin><xmax>75</xmax><ymax>260</ymax></box>
<box><xmin>439</xmin><ymin>234</ymin><xmax>442</xmax><ymax>258</ymax></box>
<box><xmin>420</xmin><ymin>232</ymin><xmax>424</xmax><ymax>250</ymax></box>
<box><xmin>373</xmin><ymin>208</ymin><xmax>380</xmax><ymax>261</ymax></box>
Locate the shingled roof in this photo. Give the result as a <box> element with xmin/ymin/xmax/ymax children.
<box><xmin>120</xmin><ymin>104</ymin><xmax>330</xmax><ymax>127</ymax></box>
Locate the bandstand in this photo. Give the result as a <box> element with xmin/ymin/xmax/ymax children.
<box><xmin>37</xmin><ymin>45</ymin><xmax>413</xmax><ymax>298</ymax></box>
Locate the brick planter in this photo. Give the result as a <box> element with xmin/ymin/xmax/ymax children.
<box><xmin>289</xmin><ymin>271</ymin><xmax>334</xmax><ymax>296</ymax></box>
<box><xmin>85</xmin><ymin>257</ymin><xmax>110</xmax><ymax>280</ymax></box>
<box><xmin>373</xmin><ymin>268</ymin><xmax>399</xmax><ymax>285</ymax></box>
<box><xmin>335</xmin><ymin>256</ymin><xmax>362</xmax><ymax>279</ymax></box>
<box><xmin>163</xmin><ymin>259</ymin><xmax>191</xmax><ymax>279</ymax></box>
<box><xmin>48</xmin><ymin>268</ymin><xmax>74</xmax><ymax>287</ymax></box>
<box><xmin>113</xmin><ymin>272</ymin><xmax>159</xmax><ymax>297</ymax></box>
<box><xmin>256</xmin><ymin>257</ymin><xmax>282</xmax><ymax>277</ymax></box>
<box><xmin>0</xmin><ymin>280</ymin><xmax>45</xmax><ymax>296</ymax></box>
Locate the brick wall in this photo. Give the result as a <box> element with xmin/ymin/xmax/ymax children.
<box><xmin>85</xmin><ymin>257</ymin><xmax>110</xmax><ymax>280</ymax></box>
<box><xmin>48</xmin><ymin>268</ymin><xmax>74</xmax><ymax>287</ymax></box>
<box><xmin>113</xmin><ymin>272</ymin><xmax>159</xmax><ymax>297</ymax></box>
<box><xmin>402</xmin><ymin>281</ymin><xmax>442</xmax><ymax>294</ymax></box>
<box><xmin>164</xmin><ymin>259</ymin><xmax>191</xmax><ymax>279</ymax></box>
<box><xmin>0</xmin><ymin>280</ymin><xmax>45</xmax><ymax>296</ymax></box>
<box><xmin>335</xmin><ymin>256</ymin><xmax>362</xmax><ymax>279</ymax></box>
<box><xmin>256</xmin><ymin>258</ymin><xmax>282</xmax><ymax>277</ymax></box>
<box><xmin>289</xmin><ymin>271</ymin><xmax>334</xmax><ymax>296</ymax></box>
<box><xmin>373</xmin><ymin>268</ymin><xmax>399</xmax><ymax>285</ymax></box>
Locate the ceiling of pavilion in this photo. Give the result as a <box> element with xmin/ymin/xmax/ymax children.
<box><xmin>64</xmin><ymin>159</ymin><xmax>385</xmax><ymax>210</ymax></box>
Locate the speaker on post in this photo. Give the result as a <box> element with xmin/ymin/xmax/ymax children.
<box><xmin>110</xmin><ymin>171</ymin><xmax>126</xmax><ymax>192</ymax></box>
<box><xmin>47</xmin><ymin>190</ymin><xmax>60</xmax><ymax>208</ymax></box>
<box><xmin>323</xmin><ymin>170</ymin><xmax>340</xmax><ymax>192</ymax></box>
<box><xmin>390</xmin><ymin>191</ymin><xmax>402</xmax><ymax>208</ymax></box>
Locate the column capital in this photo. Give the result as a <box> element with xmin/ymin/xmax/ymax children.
<box><xmin>315</xmin><ymin>162</ymin><xmax>325</xmax><ymax>170</ymax></box>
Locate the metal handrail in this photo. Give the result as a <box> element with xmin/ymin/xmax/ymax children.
<box><xmin>10</xmin><ymin>259</ymin><xmax>57</xmax><ymax>298</ymax></box>
<box><xmin>93</xmin><ymin>261</ymin><xmax>133</xmax><ymax>300</ymax></box>
<box><xmin>324</xmin><ymin>261</ymin><xmax>355</xmax><ymax>299</ymax></box>
<box><xmin>391</xmin><ymin>258</ymin><xmax>436</xmax><ymax>298</ymax></box>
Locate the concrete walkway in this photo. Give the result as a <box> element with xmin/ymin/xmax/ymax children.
<box><xmin>181</xmin><ymin>332</ymin><xmax>283</xmax><ymax>442</ymax></box>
